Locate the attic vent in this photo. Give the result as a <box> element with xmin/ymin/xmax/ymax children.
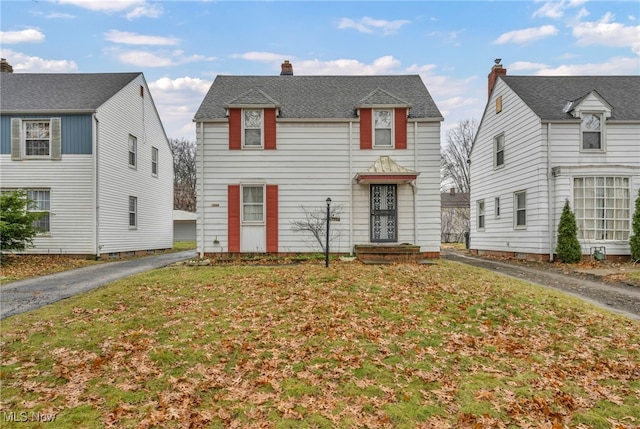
<box><xmin>562</xmin><ymin>101</ymin><xmax>573</xmax><ymax>113</ymax></box>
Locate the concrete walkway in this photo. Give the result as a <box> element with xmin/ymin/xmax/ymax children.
<box><xmin>0</xmin><ymin>250</ymin><xmax>196</xmax><ymax>320</ymax></box>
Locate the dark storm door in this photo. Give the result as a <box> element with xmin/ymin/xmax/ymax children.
<box><xmin>370</xmin><ymin>184</ymin><xmax>397</xmax><ymax>242</ymax></box>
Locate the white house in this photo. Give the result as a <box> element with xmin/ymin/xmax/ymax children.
<box><xmin>0</xmin><ymin>61</ymin><xmax>173</xmax><ymax>258</ymax></box>
<box><xmin>193</xmin><ymin>61</ymin><xmax>443</xmax><ymax>259</ymax></box>
<box><xmin>469</xmin><ymin>62</ymin><xmax>640</xmax><ymax>261</ymax></box>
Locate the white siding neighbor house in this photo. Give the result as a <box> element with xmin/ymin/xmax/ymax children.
<box><xmin>0</xmin><ymin>61</ymin><xmax>173</xmax><ymax>258</ymax></box>
<box><xmin>469</xmin><ymin>62</ymin><xmax>640</xmax><ymax>261</ymax></box>
<box><xmin>193</xmin><ymin>61</ymin><xmax>443</xmax><ymax>259</ymax></box>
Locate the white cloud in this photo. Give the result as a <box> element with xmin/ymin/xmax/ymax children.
<box><xmin>58</xmin><ymin>0</ymin><xmax>142</xmax><ymax>11</ymax></box>
<box><xmin>231</xmin><ymin>52</ymin><xmax>289</xmax><ymax>63</ymax></box>
<box><xmin>111</xmin><ymin>48</ymin><xmax>214</xmax><ymax>67</ymax></box>
<box><xmin>337</xmin><ymin>16</ymin><xmax>411</xmax><ymax>35</ymax></box>
<box><xmin>508</xmin><ymin>61</ymin><xmax>549</xmax><ymax>72</ymax></box>
<box><xmin>57</xmin><ymin>0</ymin><xmax>162</xmax><ymax>18</ymax></box>
<box><xmin>0</xmin><ymin>49</ymin><xmax>78</xmax><ymax>72</ymax></box>
<box><xmin>534</xmin><ymin>56</ymin><xmax>640</xmax><ymax>75</ymax></box>
<box><xmin>493</xmin><ymin>25</ymin><xmax>558</xmax><ymax>45</ymax></box>
<box><xmin>295</xmin><ymin>55</ymin><xmax>401</xmax><ymax>75</ymax></box>
<box><xmin>148</xmin><ymin>76</ymin><xmax>212</xmax><ymax>140</ymax></box>
<box><xmin>0</xmin><ymin>29</ymin><xmax>45</xmax><ymax>44</ymax></box>
<box><xmin>532</xmin><ymin>0</ymin><xmax>587</xmax><ymax>19</ymax></box>
<box><xmin>571</xmin><ymin>12</ymin><xmax>640</xmax><ymax>54</ymax></box>
<box><xmin>104</xmin><ymin>30</ymin><xmax>179</xmax><ymax>46</ymax></box>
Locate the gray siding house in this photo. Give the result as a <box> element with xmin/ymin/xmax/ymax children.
<box><xmin>0</xmin><ymin>64</ymin><xmax>173</xmax><ymax>257</ymax></box>
<box><xmin>470</xmin><ymin>63</ymin><xmax>639</xmax><ymax>260</ymax></box>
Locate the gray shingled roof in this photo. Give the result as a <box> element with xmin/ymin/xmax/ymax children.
<box><xmin>441</xmin><ymin>191</ymin><xmax>470</xmax><ymax>209</ymax></box>
<box><xmin>0</xmin><ymin>72</ymin><xmax>141</xmax><ymax>112</ymax></box>
<box><xmin>194</xmin><ymin>75</ymin><xmax>442</xmax><ymax>120</ymax></box>
<box><xmin>500</xmin><ymin>75</ymin><xmax>640</xmax><ymax>121</ymax></box>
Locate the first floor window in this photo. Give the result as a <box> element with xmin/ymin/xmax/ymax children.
<box><xmin>128</xmin><ymin>135</ymin><xmax>137</xmax><ymax>167</ymax></box>
<box><xmin>495</xmin><ymin>197</ymin><xmax>501</xmax><ymax>218</ymax></box>
<box><xmin>25</xmin><ymin>121</ymin><xmax>51</xmax><ymax>156</ymax></box>
<box><xmin>477</xmin><ymin>200</ymin><xmax>485</xmax><ymax>230</ymax></box>
<box><xmin>243</xmin><ymin>109</ymin><xmax>263</xmax><ymax>147</ymax></box>
<box><xmin>514</xmin><ymin>191</ymin><xmax>526</xmax><ymax>228</ymax></box>
<box><xmin>27</xmin><ymin>189</ymin><xmax>50</xmax><ymax>233</ymax></box>
<box><xmin>129</xmin><ymin>196</ymin><xmax>137</xmax><ymax>228</ymax></box>
<box><xmin>242</xmin><ymin>185</ymin><xmax>264</xmax><ymax>222</ymax></box>
<box><xmin>374</xmin><ymin>109</ymin><xmax>393</xmax><ymax>147</ymax></box>
<box><xmin>151</xmin><ymin>146</ymin><xmax>158</xmax><ymax>176</ymax></box>
<box><xmin>573</xmin><ymin>176</ymin><xmax>629</xmax><ymax>240</ymax></box>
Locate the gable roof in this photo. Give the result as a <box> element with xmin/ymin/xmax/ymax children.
<box><xmin>441</xmin><ymin>191</ymin><xmax>470</xmax><ymax>209</ymax></box>
<box><xmin>500</xmin><ymin>75</ymin><xmax>640</xmax><ymax>121</ymax></box>
<box><xmin>194</xmin><ymin>75</ymin><xmax>442</xmax><ymax>120</ymax></box>
<box><xmin>0</xmin><ymin>72</ymin><xmax>141</xmax><ymax>113</ymax></box>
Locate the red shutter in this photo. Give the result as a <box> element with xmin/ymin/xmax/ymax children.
<box><xmin>395</xmin><ymin>108</ymin><xmax>407</xmax><ymax>149</ymax></box>
<box><xmin>266</xmin><ymin>185</ymin><xmax>278</xmax><ymax>253</ymax></box>
<box><xmin>228</xmin><ymin>109</ymin><xmax>241</xmax><ymax>150</ymax></box>
<box><xmin>264</xmin><ymin>108</ymin><xmax>277</xmax><ymax>150</ymax></box>
<box><xmin>228</xmin><ymin>185</ymin><xmax>240</xmax><ymax>252</ymax></box>
<box><xmin>359</xmin><ymin>108</ymin><xmax>372</xmax><ymax>150</ymax></box>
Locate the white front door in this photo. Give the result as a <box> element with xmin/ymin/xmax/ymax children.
<box><xmin>240</xmin><ymin>185</ymin><xmax>266</xmax><ymax>252</ymax></box>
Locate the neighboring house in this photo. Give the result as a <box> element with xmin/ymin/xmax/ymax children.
<box><xmin>193</xmin><ymin>61</ymin><xmax>443</xmax><ymax>258</ymax></box>
<box><xmin>173</xmin><ymin>210</ymin><xmax>197</xmax><ymax>242</ymax></box>
<box><xmin>469</xmin><ymin>62</ymin><xmax>639</xmax><ymax>261</ymax></box>
<box><xmin>0</xmin><ymin>60</ymin><xmax>173</xmax><ymax>258</ymax></box>
<box><xmin>441</xmin><ymin>188</ymin><xmax>469</xmax><ymax>243</ymax></box>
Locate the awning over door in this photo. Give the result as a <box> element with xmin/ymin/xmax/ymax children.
<box><xmin>354</xmin><ymin>156</ymin><xmax>419</xmax><ymax>184</ymax></box>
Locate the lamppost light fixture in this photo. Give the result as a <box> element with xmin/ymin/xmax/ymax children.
<box><xmin>326</xmin><ymin>197</ymin><xmax>332</xmax><ymax>205</ymax></box>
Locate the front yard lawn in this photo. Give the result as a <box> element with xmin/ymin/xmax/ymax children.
<box><xmin>1</xmin><ymin>260</ymin><xmax>638</xmax><ymax>428</ymax></box>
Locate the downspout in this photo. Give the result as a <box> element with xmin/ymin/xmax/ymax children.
<box><xmin>93</xmin><ymin>114</ymin><xmax>100</xmax><ymax>259</ymax></box>
<box><xmin>199</xmin><ymin>121</ymin><xmax>205</xmax><ymax>259</ymax></box>
<box><xmin>413</xmin><ymin>121</ymin><xmax>418</xmax><ymax>245</ymax></box>
<box><xmin>348</xmin><ymin>121</ymin><xmax>354</xmax><ymax>255</ymax></box>
<box><xmin>547</xmin><ymin>123</ymin><xmax>554</xmax><ymax>262</ymax></box>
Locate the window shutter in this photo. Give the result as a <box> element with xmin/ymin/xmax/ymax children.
<box><xmin>394</xmin><ymin>108</ymin><xmax>407</xmax><ymax>149</ymax></box>
<box><xmin>51</xmin><ymin>117</ymin><xmax>62</xmax><ymax>160</ymax></box>
<box><xmin>264</xmin><ymin>108</ymin><xmax>277</xmax><ymax>150</ymax></box>
<box><xmin>360</xmin><ymin>109</ymin><xmax>372</xmax><ymax>149</ymax></box>
<box><xmin>11</xmin><ymin>118</ymin><xmax>21</xmax><ymax>160</ymax></box>
<box><xmin>228</xmin><ymin>109</ymin><xmax>242</xmax><ymax>150</ymax></box>
<box><xmin>266</xmin><ymin>185</ymin><xmax>278</xmax><ymax>252</ymax></box>
<box><xmin>228</xmin><ymin>185</ymin><xmax>241</xmax><ymax>252</ymax></box>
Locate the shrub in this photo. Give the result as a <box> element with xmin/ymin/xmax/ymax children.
<box><xmin>630</xmin><ymin>189</ymin><xmax>640</xmax><ymax>262</ymax></box>
<box><xmin>556</xmin><ymin>199</ymin><xmax>582</xmax><ymax>263</ymax></box>
<box><xmin>0</xmin><ymin>190</ymin><xmax>44</xmax><ymax>254</ymax></box>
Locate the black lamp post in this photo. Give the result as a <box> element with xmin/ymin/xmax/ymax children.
<box><xmin>325</xmin><ymin>197</ymin><xmax>331</xmax><ymax>267</ymax></box>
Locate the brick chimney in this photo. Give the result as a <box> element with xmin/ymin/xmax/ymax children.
<box><xmin>450</xmin><ymin>188</ymin><xmax>456</xmax><ymax>195</ymax></box>
<box><xmin>1</xmin><ymin>58</ymin><xmax>13</xmax><ymax>73</ymax></box>
<box><xmin>488</xmin><ymin>59</ymin><xmax>506</xmax><ymax>97</ymax></box>
<box><xmin>280</xmin><ymin>60</ymin><xmax>293</xmax><ymax>76</ymax></box>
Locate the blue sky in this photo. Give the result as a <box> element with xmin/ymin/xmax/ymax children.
<box><xmin>1</xmin><ymin>0</ymin><xmax>639</xmax><ymax>141</ymax></box>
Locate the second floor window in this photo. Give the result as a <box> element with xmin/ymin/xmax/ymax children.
<box><xmin>243</xmin><ymin>109</ymin><xmax>263</xmax><ymax>147</ymax></box>
<box><xmin>128</xmin><ymin>135</ymin><xmax>137</xmax><ymax>167</ymax></box>
<box><xmin>494</xmin><ymin>134</ymin><xmax>505</xmax><ymax>167</ymax></box>
<box><xmin>24</xmin><ymin>121</ymin><xmax>51</xmax><ymax>157</ymax></box>
<box><xmin>374</xmin><ymin>110</ymin><xmax>393</xmax><ymax>147</ymax></box>
<box><xmin>151</xmin><ymin>147</ymin><xmax>158</xmax><ymax>176</ymax></box>
<box><xmin>582</xmin><ymin>113</ymin><xmax>602</xmax><ymax>150</ymax></box>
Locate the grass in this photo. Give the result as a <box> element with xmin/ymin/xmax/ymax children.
<box><xmin>0</xmin><ymin>260</ymin><xmax>639</xmax><ymax>428</ymax></box>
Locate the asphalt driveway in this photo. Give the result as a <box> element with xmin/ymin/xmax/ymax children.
<box><xmin>0</xmin><ymin>250</ymin><xmax>196</xmax><ymax>320</ymax></box>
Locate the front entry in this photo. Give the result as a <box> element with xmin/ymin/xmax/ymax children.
<box><xmin>370</xmin><ymin>184</ymin><xmax>397</xmax><ymax>242</ymax></box>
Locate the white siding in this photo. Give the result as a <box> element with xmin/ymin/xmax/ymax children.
<box><xmin>471</xmin><ymin>80</ymin><xmax>640</xmax><ymax>257</ymax></box>
<box><xmin>96</xmin><ymin>75</ymin><xmax>173</xmax><ymax>255</ymax></box>
<box><xmin>0</xmin><ymin>154</ymin><xmax>95</xmax><ymax>254</ymax></box>
<box><xmin>470</xmin><ymin>80</ymin><xmax>550</xmax><ymax>256</ymax></box>
<box><xmin>197</xmin><ymin>119</ymin><xmax>441</xmax><ymax>255</ymax></box>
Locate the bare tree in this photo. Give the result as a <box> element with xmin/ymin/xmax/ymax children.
<box><xmin>169</xmin><ymin>138</ymin><xmax>197</xmax><ymax>212</ymax></box>
<box><xmin>441</xmin><ymin>119</ymin><xmax>477</xmax><ymax>195</ymax></box>
<box><xmin>290</xmin><ymin>205</ymin><xmax>343</xmax><ymax>253</ymax></box>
